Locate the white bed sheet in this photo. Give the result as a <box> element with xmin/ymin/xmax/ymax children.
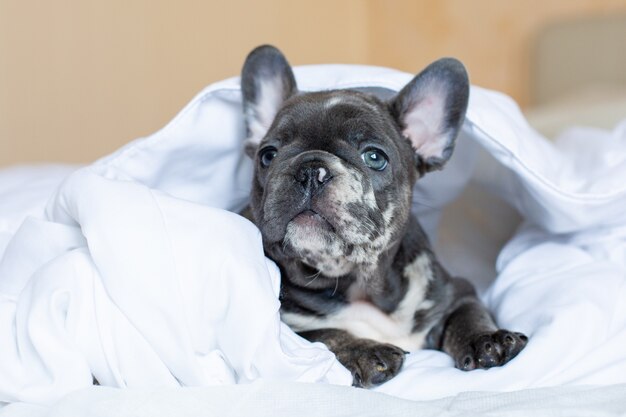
<box><xmin>3</xmin><ymin>382</ymin><xmax>626</xmax><ymax>417</ymax></box>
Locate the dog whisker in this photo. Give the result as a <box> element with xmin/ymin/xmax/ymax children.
<box><xmin>331</xmin><ymin>276</ymin><xmax>339</xmax><ymax>297</ymax></box>
<box><xmin>304</xmin><ymin>270</ymin><xmax>322</xmax><ymax>287</ymax></box>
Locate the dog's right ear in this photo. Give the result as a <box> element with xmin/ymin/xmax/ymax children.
<box><xmin>241</xmin><ymin>45</ymin><xmax>297</xmax><ymax>158</ymax></box>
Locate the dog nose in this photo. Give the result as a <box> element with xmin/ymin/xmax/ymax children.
<box><xmin>295</xmin><ymin>163</ymin><xmax>332</xmax><ymax>191</ymax></box>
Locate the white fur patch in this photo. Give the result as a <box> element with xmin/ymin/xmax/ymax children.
<box><xmin>317</xmin><ymin>167</ymin><xmax>328</xmax><ymax>183</ymax></box>
<box><xmin>324</xmin><ymin>94</ymin><xmax>380</xmax><ymax>113</ymax></box>
<box><xmin>281</xmin><ymin>254</ymin><xmax>435</xmax><ymax>351</ymax></box>
<box><xmin>324</xmin><ymin>159</ymin><xmax>379</xmax><ymax>247</ymax></box>
<box><xmin>324</xmin><ymin>96</ymin><xmax>344</xmax><ymax>109</ymax></box>
<box><xmin>395</xmin><ymin>253</ymin><xmax>435</xmax><ymax>318</ymax></box>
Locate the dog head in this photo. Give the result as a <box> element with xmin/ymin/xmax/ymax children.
<box><xmin>241</xmin><ymin>45</ymin><xmax>468</xmax><ymax>277</ymax></box>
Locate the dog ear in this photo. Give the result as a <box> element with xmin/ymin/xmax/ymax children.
<box><xmin>241</xmin><ymin>45</ymin><xmax>297</xmax><ymax>158</ymax></box>
<box><xmin>389</xmin><ymin>58</ymin><xmax>469</xmax><ymax>173</ymax></box>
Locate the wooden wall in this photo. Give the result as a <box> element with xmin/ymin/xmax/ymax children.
<box><xmin>1</xmin><ymin>0</ymin><xmax>624</xmax><ymax>166</ymax></box>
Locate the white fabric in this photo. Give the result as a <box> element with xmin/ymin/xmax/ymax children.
<box><xmin>0</xmin><ymin>64</ymin><xmax>625</xmax><ymax>409</ymax></box>
<box><xmin>3</xmin><ymin>381</ymin><xmax>626</xmax><ymax>417</ymax></box>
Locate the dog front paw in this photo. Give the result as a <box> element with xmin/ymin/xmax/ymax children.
<box><xmin>456</xmin><ymin>330</ymin><xmax>527</xmax><ymax>371</ymax></box>
<box><xmin>336</xmin><ymin>340</ymin><xmax>406</xmax><ymax>388</ymax></box>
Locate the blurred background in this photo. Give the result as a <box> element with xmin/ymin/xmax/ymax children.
<box><xmin>1</xmin><ymin>0</ymin><xmax>625</xmax><ymax>168</ymax></box>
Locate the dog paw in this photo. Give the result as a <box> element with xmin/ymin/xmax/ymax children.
<box><xmin>336</xmin><ymin>340</ymin><xmax>406</xmax><ymax>388</ymax></box>
<box><xmin>456</xmin><ymin>330</ymin><xmax>528</xmax><ymax>371</ymax></box>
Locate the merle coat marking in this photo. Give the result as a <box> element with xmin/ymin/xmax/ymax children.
<box><xmin>240</xmin><ymin>45</ymin><xmax>527</xmax><ymax>388</ymax></box>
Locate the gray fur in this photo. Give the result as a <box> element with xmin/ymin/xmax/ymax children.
<box><xmin>240</xmin><ymin>45</ymin><xmax>527</xmax><ymax>388</ymax></box>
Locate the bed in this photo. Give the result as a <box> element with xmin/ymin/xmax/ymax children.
<box><xmin>1</xmin><ymin>57</ymin><xmax>626</xmax><ymax>416</ymax></box>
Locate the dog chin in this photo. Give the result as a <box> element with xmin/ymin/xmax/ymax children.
<box><xmin>285</xmin><ymin>211</ymin><xmax>339</xmax><ymax>247</ymax></box>
<box><xmin>290</xmin><ymin>210</ymin><xmax>334</xmax><ymax>232</ymax></box>
<box><xmin>284</xmin><ymin>213</ymin><xmax>343</xmax><ymax>255</ymax></box>
<box><xmin>283</xmin><ymin>219</ymin><xmax>354</xmax><ymax>276</ymax></box>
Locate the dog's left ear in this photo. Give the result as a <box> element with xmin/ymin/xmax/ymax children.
<box><xmin>389</xmin><ymin>58</ymin><xmax>469</xmax><ymax>173</ymax></box>
<box><xmin>241</xmin><ymin>45</ymin><xmax>297</xmax><ymax>158</ymax></box>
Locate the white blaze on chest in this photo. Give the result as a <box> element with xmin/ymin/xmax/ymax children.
<box><xmin>282</xmin><ymin>253</ymin><xmax>435</xmax><ymax>351</ymax></box>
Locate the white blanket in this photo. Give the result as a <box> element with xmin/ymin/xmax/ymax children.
<box><xmin>1</xmin><ymin>65</ymin><xmax>626</xmax><ymax>408</ymax></box>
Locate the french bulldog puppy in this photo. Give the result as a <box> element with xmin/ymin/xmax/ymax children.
<box><xmin>240</xmin><ymin>45</ymin><xmax>527</xmax><ymax>388</ymax></box>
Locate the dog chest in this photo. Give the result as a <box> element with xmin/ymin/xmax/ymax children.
<box><xmin>282</xmin><ymin>253</ymin><xmax>435</xmax><ymax>351</ymax></box>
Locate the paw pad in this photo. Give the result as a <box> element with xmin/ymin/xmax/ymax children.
<box><xmin>456</xmin><ymin>329</ymin><xmax>528</xmax><ymax>371</ymax></box>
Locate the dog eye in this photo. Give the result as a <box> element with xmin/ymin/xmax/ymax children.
<box><xmin>361</xmin><ymin>149</ymin><xmax>388</xmax><ymax>171</ymax></box>
<box><xmin>259</xmin><ymin>147</ymin><xmax>277</xmax><ymax>168</ymax></box>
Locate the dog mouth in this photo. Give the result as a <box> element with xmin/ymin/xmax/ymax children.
<box><xmin>289</xmin><ymin>209</ymin><xmax>336</xmax><ymax>233</ymax></box>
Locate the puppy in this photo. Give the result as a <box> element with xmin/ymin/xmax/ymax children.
<box><xmin>240</xmin><ymin>45</ymin><xmax>527</xmax><ymax>388</ymax></box>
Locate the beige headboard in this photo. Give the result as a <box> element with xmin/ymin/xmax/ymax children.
<box><xmin>526</xmin><ymin>14</ymin><xmax>626</xmax><ymax>137</ymax></box>
<box><xmin>531</xmin><ymin>13</ymin><xmax>626</xmax><ymax>105</ymax></box>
